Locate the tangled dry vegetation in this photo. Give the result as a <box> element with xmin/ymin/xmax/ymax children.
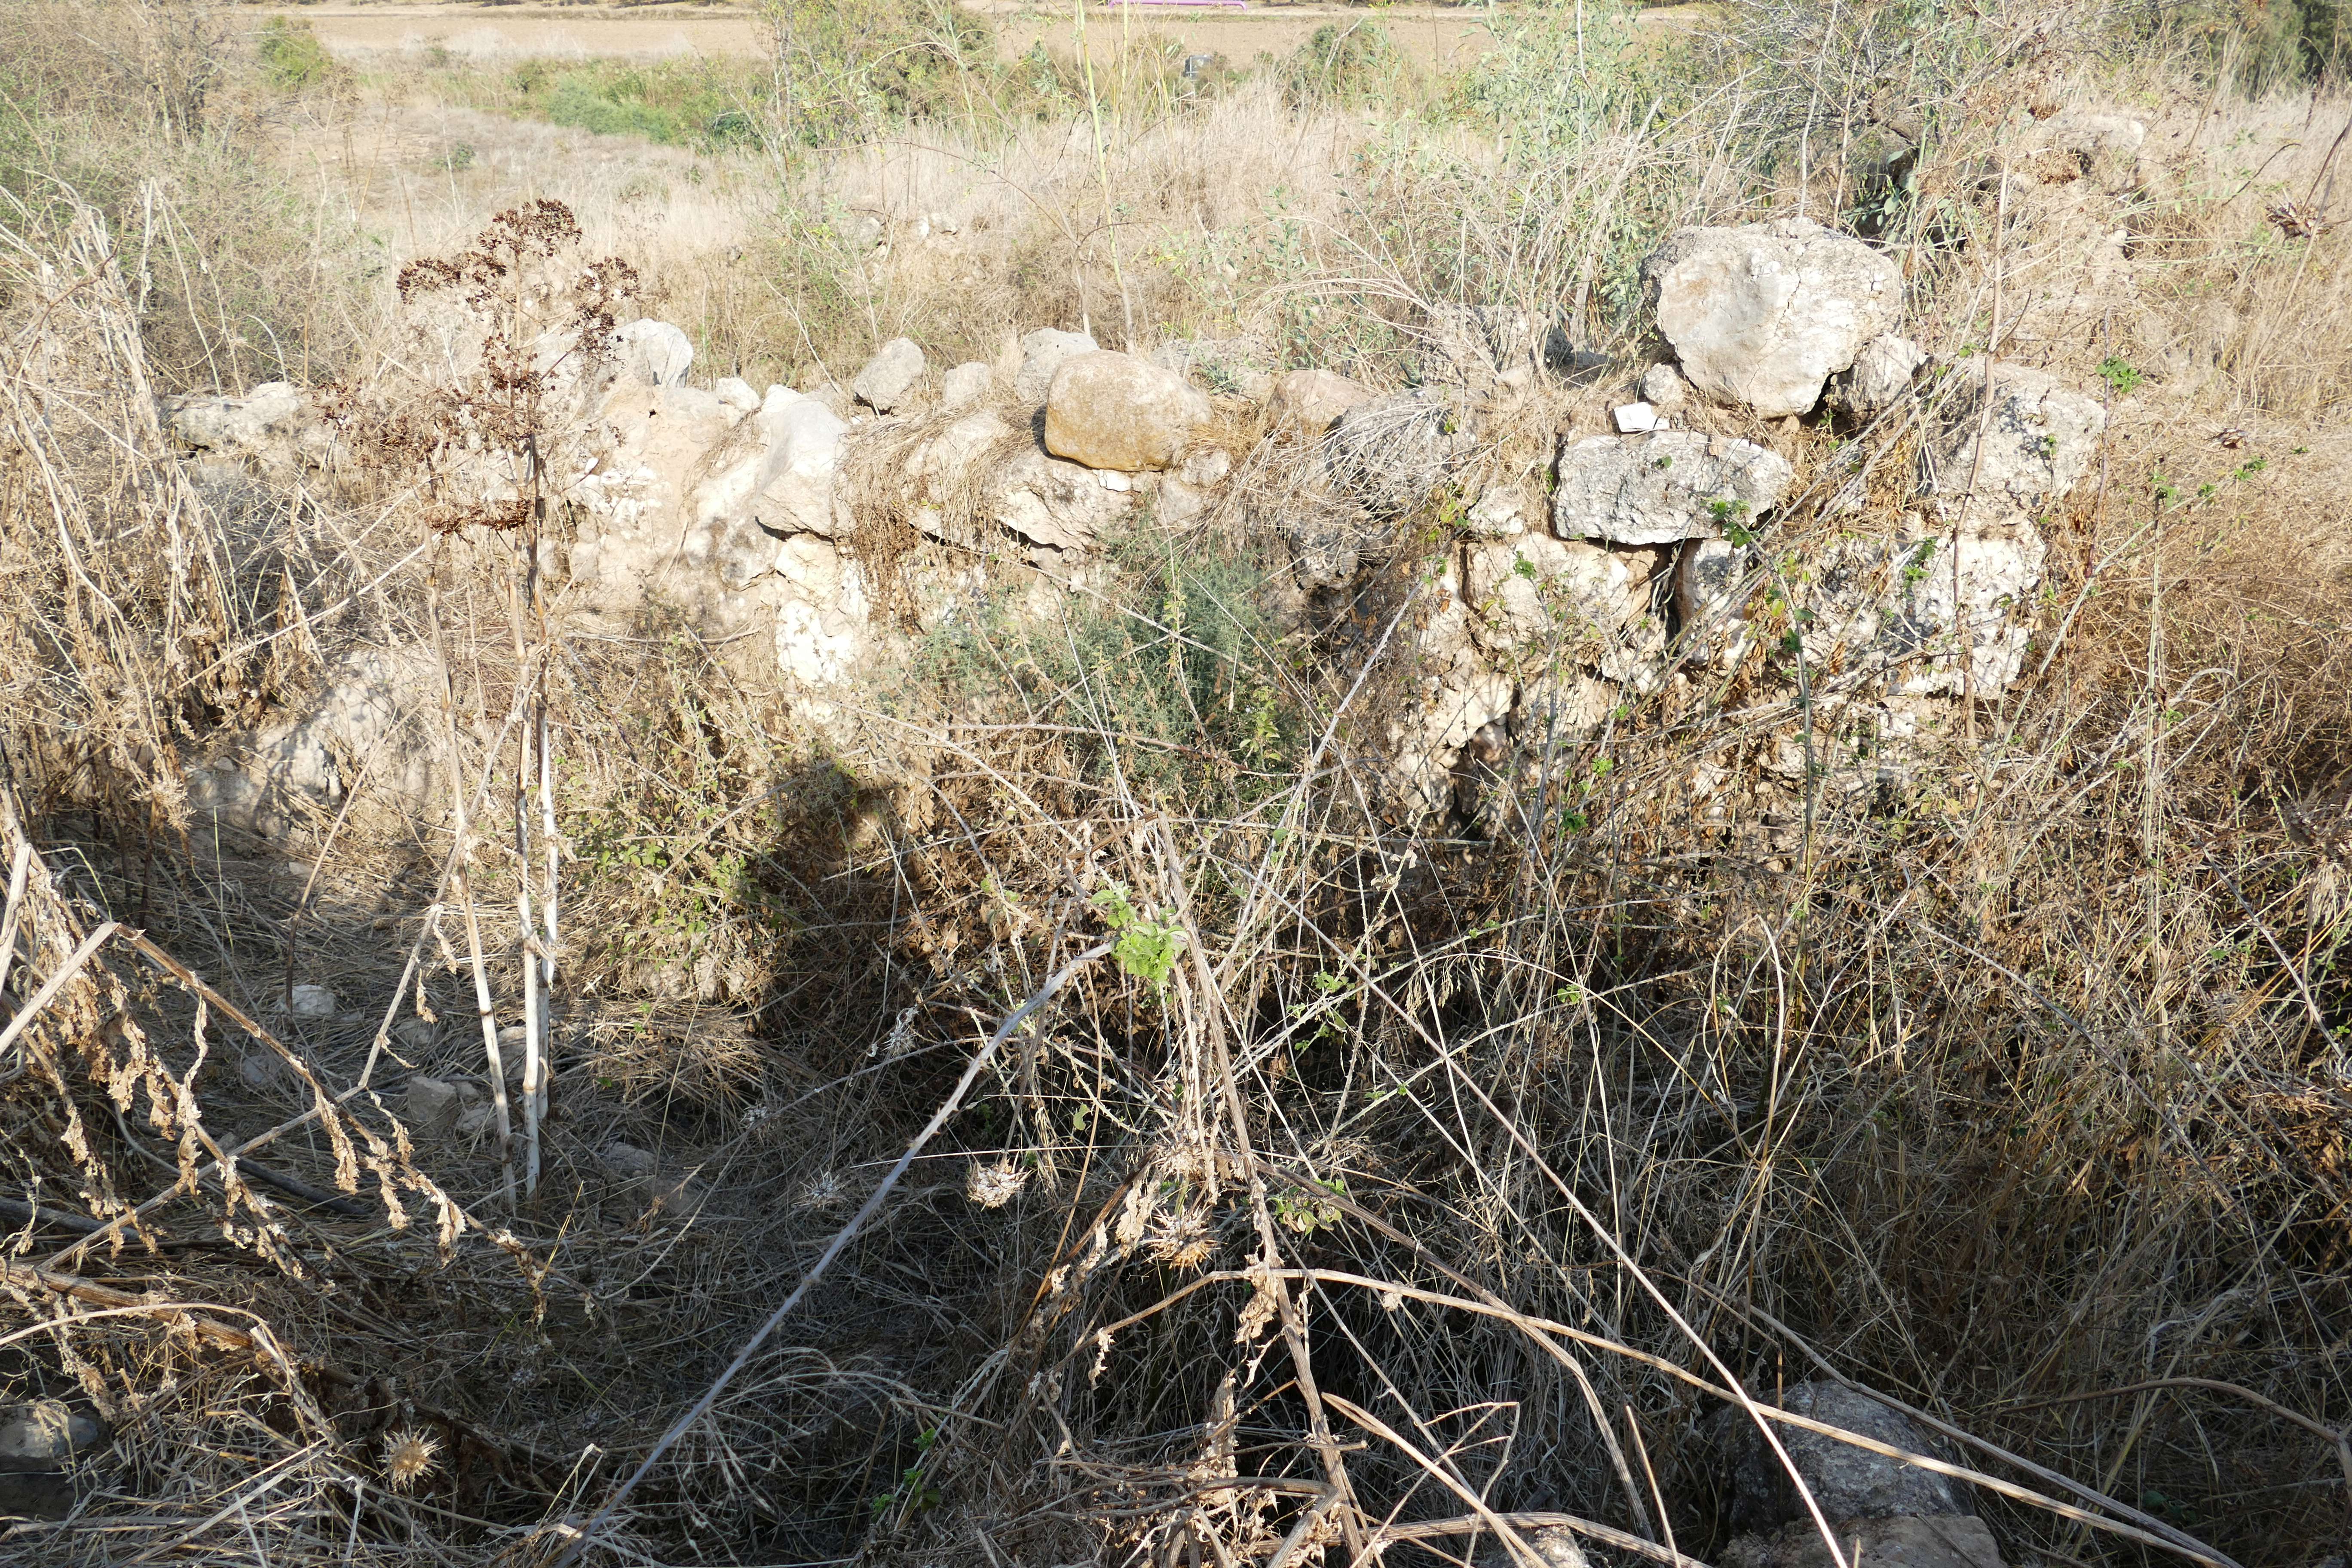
<box><xmin>2</xmin><ymin>2</ymin><xmax>2350</xmax><ymax>1566</ymax></box>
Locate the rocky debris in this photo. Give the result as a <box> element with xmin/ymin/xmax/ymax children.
<box><xmin>852</xmin><ymin>336</ymin><xmax>927</xmax><ymax>412</ymax></box>
<box><xmin>1640</xmin><ymin>361</ymin><xmax>1690</xmax><ymax>413</ymax></box>
<box><xmin>987</xmin><ymin>447</ymin><xmax>1135</xmax><ymax>554</ymax></box>
<box><xmin>614</xmin><ymin>318</ymin><xmax>694</xmax><ymax>387</ymax></box>
<box><xmin>404</xmin><ymin>1075</ymin><xmax>501</xmax><ymax>1142</ymax></box>
<box><xmin>0</xmin><ymin>1400</ymin><xmax>107</xmax><ymax>1521</ymax></box>
<box><xmin>1642</xmin><ymin>218</ymin><xmax>1904</xmax><ymax>416</ymax></box>
<box><xmin>775</xmin><ymin>535</ymin><xmax>870</xmax><ymax>684</ymax></box>
<box><xmin>1015</xmin><ymin>327</ymin><xmax>1099</xmax><ymax>404</ymax></box>
<box><xmin>1267</xmin><ymin>368</ymin><xmax>1375</xmax><ymax>439</ymax></box>
<box><xmin>1325</xmin><ymin>389</ymin><xmax>1473</xmax><ymax>512</ymax></box>
<box><xmin>0</xmin><ymin>1401</ymin><xmax>107</xmax><ymax>1468</ymax></box>
<box><xmin>1464</xmin><ymin>533</ymin><xmax>1666</xmax><ymax>653</ymax></box>
<box><xmin>1393</xmin><ymin>585</ymin><xmax>1515</xmax><ymax>814</ymax></box>
<box><xmin>940</xmin><ymin>361</ymin><xmax>994</xmax><ymax>409</ymax></box>
<box><xmin>287</xmin><ymin>984</ymin><xmax>337</xmax><ymax>1019</ymax></box>
<box><xmin>188</xmin><ymin>645</ymin><xmax>441</xmax><ymax>839</ymax></box>
<box><xmin>1795</xmin><ymin>514</ymin><xmax>2049</xmax><ymax>698</ymax></box>
<box><xmin>1043</xmin><ymin>351</ymin><xmax>1212</xmax><ymax>472</ymax></box>
<box><xmin>1926</xmin><ymin>364</ymin><xmax>2103</xmax><ymax>526</ymax></box>
<box><xmin>1551</xmin><ymin>431</ymin><xmax>1794</xmax><ymax>546</ymax></box>
<box><xmin>164</xmin><ymin>380</ymin><xmax>310</xmax><ymax>457</ymax></box>
<box><xmin>1717</xmin><ymin>1382</ymin><xmax>1975</xmax><ymax>1532</ymax></box>
<box><xmin>1829</xmin><ymin>333</ymin><xmax>1923</xmax><ymax>420</ymax></box>
<box><xmin>1723</xmin><ymin>1515</ymin><xmax>2005</xmax><ymax>1568</ymax></box>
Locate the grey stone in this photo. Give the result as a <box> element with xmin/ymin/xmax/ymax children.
<box><xmin>1926</xmin><ymin>363</ymin><xmax>2103</xmax><ymax>526</ymax></box>
<box><xmin>1641</xmin><ymin>361</ymin><xmax>1690</xmax><ymax>413</ymax></box>
<box><xmin>1043</xmin><ymin>351</ymin><xmax>1212</xmax><ymax>472</ymax></box>
<box><xmin>1015</xmin><ymin>328</ymin><xmax>1099</xmax><ymax>404</ymax></box>
<box><xmin>613</xmin><ymin>319</ymin><xmax>694</xmax><ymax>387</ymax></box>
<box><xmin>1325</xmin><ymin>390</ymin><xmax>1474</xmax><ymax>513</ymax></box>
<box><xmin>1829</xmin><ymin>333</ymin><xmax>1923</xmax><ymax>420</ymax></box>
<box><xmin>714</xmin><ymin>376</ymin><xmax>760</xmax><ymax>413</ymax></box>
<box><xmin>1551</xmin><ymin>431</ymin><xmax>1794</xmax><ymax>546</ymax></box>
<box><xmin>405</xmin><ymin>1075</ymin><xmax>462</xmax><ymax>1140</ymax></box>
<box><xmin>1642</xmin><ymin>219</ymin><xmax>1904</xmax><ymax>416</ymax></box>
<box><xmin>164</xmin><ymin>381</ymin><xmax>307</xmax><ymax>454</ymax></box>
<box><xmin>1717</xmin><ymin>1382</ymin><xmax>1974</xmax><ymax>1533</ymax></box>
<box><xmin>1267</xmin><ymin>368</ymin><xmax>1375</xmax><ymax>439</ymax></box>
<box><xmin>987</xmin><ymin>448</ymin><xmax>1133</xmax><ymax>553</ymax></box>
<box><xmin>940</xmin><ymin>361</ymin><xmax>994</xmax><ymax>409</ymax></box>
<box><xmin>1788</xmin><ymin>514</ymin><xmax>2048</xmax><ymax>697</ymax></box>
<box><xmin>0</xmin><ymin>1401</ymin><xmax>106</xmax><ymax>1470</ymax></box>
<box><xmin>851</xmin><ymin>337</ymin><xmax>927</xmax><ymax>412</ymax></box>
<box><xmin>1464</xmin><ymin>533</ymin><xmax>1665</xmax><ymax>652</ymax></box>
<box><xmin>1723</xmin><ymin>1514</ymin><xmax>2005</xmax><ymax>1568</ymax></box>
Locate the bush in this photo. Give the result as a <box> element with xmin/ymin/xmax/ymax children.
<box><xmin>1281</xmin><ymin>19</ymin><xmax>1411</xmax><ymax>109</ymax></box>
<box><xmin>257</xmin><ymin>17</ymin><xmax>338</xmax><ymax>92</ymax></box>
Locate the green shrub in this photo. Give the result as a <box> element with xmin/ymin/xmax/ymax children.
<box><xmin>1281</xmin><ymin>20</ymin><xmax>1409</xmax><ymax>109</ymax></box>
<box><xmin>257</xmin><ymin>18</ymin><xmax>337</xmax><ymax>92</ymax></box>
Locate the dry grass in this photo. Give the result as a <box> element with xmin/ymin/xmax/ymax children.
<box><xmin>2</xmin><ymin>2</ymin><xmax>2350</xmax><ymax>1567</ymax></box>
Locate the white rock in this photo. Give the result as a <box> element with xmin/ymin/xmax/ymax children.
<box><xmin>750</xmin><ymin>398</ymin><xmax>851</xmax><ymax>537</ymax></box>
<box><xmin>1642</xmin><ymin>218</ymin><xmax>1903</xmax><ymax>416</ymax></box>
<box><xmin>1014</xmin><ymin>328</ymin><xmax>1099</xmax><ymax>404</ymax></box>
<box><xmin>1043</xmin><ymin>351</ymin><xmax>1212</xmax><ymax>472</ymax></box>
<box><xmin>1829</xmin><ymin>333</ymin><xmax>1923</xmax><ymax>420</ymax></box>
<box><xmin>714</xmin><ymin>377</ymin><xmax>760</xmax><ymax>412</ymax></box>
<box><xmin>1267</xmin><ymin>368</ymin><xmax>1376</xmax><ymax>438</ymax></box>
<box><xmin>405</xmin><ymin>1075</ymin><xmax>462</xmax><ymax>1140</ymax></box>
<box><xmin>939</xmin><ymin>361</ymin><xmax>993</xmax><ymax>409</ymax></box>
<box><xmin>1613</xmin><ymin>401</ymin><xmax>1660</xmax><ymax>433</ymax></box>
<box><xmin>1551</xmin><ymin>431</ymin><xmax>1794</xmax><ymax>546</ymax></box>
<box><xmin>614</xmin><ymin>319</ymin><xmax>694</xmax><ymax>387</ymax></box>
<box><xmin>987</xmin><ymin>449</ymin><xmax>1133</xmax><ymax>554</ymax></box>
<box><xmin>1464</xmin><ymin>533</ymin><xmax>1666</xmax><ymax>652</ymax></box>
<box><xmin>1640</xmin><ymin>362</ymin><xmax>1690</xmax><ymax>413</ymax></box>
<box><xmin>1928</xmin><ymin>363</ymin><xmax>2104</xmax><ymax>526</ymax></box>
<box><xmin>851</xmin><ymin>337</ymin><xmax>927</xmax><ymax>412</ymax></box>
<box><xmin>288</xmin><ymin>984</ymin><xmax>337</xmax><ymax>1018</ymax></box>
<box><xmin>164</xmin><ymin>381</ymin><xmax>308</xmax><ymax>455</ymax></box>
<box><xmin>1794</xmin><ymin>514</ymin><xmax>2050</xmax><ymax>698</ymax></box>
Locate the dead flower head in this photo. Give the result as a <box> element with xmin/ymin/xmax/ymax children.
<box><xmin>965</xmin><ymin>1158</ymin><xmax>1029</xmax><ymax>1209</ymax></box>
<box><xmin>383</xmin><ymin>1427</ymin><xmax>441</xmax><ymax>1491</ymax></box>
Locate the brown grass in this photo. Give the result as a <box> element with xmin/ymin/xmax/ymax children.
<box><xmin>2</xmin><ymin>2</ymin><xmax>2350</xmax><ymax>1567</ymax></box>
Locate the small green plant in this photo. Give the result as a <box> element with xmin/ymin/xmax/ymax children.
<box><xmin>1092</xmin><ymin>882</ymin><xmax>1183</xmax><ymax>991</ymax></box>
<box><xmin>2097</xmin><ymin>356</ymin><xmax>2145</xmax><ymax>395</ymax></box>
<box><xmin>1709</xmin><ymin>497</ymin><xmax>1756</xmax><ymax>546</ymax></box>
<box><xmin>1273</xmin><ymin>1176</ymin><xmax>1346</xmax><ymax>1235</ymax></box>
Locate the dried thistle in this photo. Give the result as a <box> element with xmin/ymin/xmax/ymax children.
<box><xmin>383</xmin><ymin>1427</ymin><xmax>441</xmax><ymax>1491</ymax></box>
<box><xmin>965</xmin><ymin>1158</ymin><xmax>1029</xmax><ymax>1210</ymax></box>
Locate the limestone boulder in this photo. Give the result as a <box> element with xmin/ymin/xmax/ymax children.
<box><xmin>1464</xmin><ymin>533</ymin><xmax>1666</xmax><ymax>653</ymax></box>
<box><xmin>1829</xmin><ymin>333</ymin><xmax>1923</xmax><ymax>420</ymax></box>
<box><xmin>1715</xmin><ymin>1382</ymin><xmax>1975</xmax><ymax>1533</ymax></box>
<box><xmin>188</xmin><ymin>645</ymin><xmax>440</xmax><ymax>839</ymax></box>
<box><xmin>613</xmin><ymin>318</ymin><xmax>694</xmax><ymax>387</ymax></box>
<box><xmin>1015</xmin><ymin>328</ymin><xmax>1099</xmax><ymax>404</ymax></box>
<box><xmin>940</xmin><ymin>361</ymin><xmax>994</xmax><ymax>410</ymax></box>
<box><xmin>1393</xmin><ymin>589</ymin><xmax>1515</xmax><ymax>815</ymax></box>
<box><xmin>1267</xmin><ymin>369</ymin><xmax>1375</xmax><ymax>439</ymax></box>
<box><xmin>165</xmin><ymin>381</ymin><xmax>310</xmax><ymax>456</ymax></box>
<box><xmin>1926</xmin><ymin>364</ymin><xmax>2103</xmax><ymax>526</ymax></box>
<box><xmin>1723</xmin><ymin>1516</ymin><xmax>2006</xmax><ymax>1568</ymax></box>
<box><xmin>1642</xmin><ymin>219</ymin><xmax>1903</xmax><ymax>416</ymax></box>
<box><xmin>1043</xmin><ymin>351</ymin><xmax>1212</xmax><ymax>472</ymax></box>
<box><xmin>986</xmin><ymin>448</ymin><xmax>1134</xmax><ymax>554</ymax></box>
<box><xmin>1792</xmin><ymin>514</ymin><xmax>2048</xmax><ymax>698</ymax></box>
<box><xmin>852</xmin><ymin>337</ymin><xmax>926</xmax><ymax>412</ymax></box>
<box><xmin>773</xmin><ymin>535</ymin><xmax>868</xmax><ymax>685</ymax></box>
<box><xmin>1551</xmin><ymin>431</ymin><xmax>1793</xmax><ymax>546</ymax></box>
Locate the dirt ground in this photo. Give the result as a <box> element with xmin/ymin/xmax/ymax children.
<box><xmin>271</xmin><ymin>1</ymin><xmax>1709</xmax><ymax>72</ymax></box>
